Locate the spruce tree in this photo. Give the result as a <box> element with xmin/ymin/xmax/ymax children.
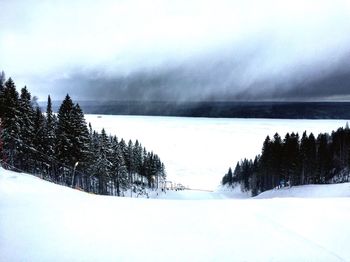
<box><xmin>111</xmin><ymin>136</ymin><xmax>128</xmax><ymax>196</ymax></box>
<box><xmin>125</xmin><ymin>139</ymin><xmax>134</xmax><ymax>186</ymax></box>
<box><xmin>0</xmin><ymin>71</ymin><xmax>5</xmax><ymax>119</ymax></box>
<box><xmin>44</xmin><ymin>95</ymin><xmax>56</xmax><ymax>178</ymax></box>
<box><xmin>71</xmin><ymin>103</ymin><xmax>90</xmax><ymax>173</ymax></box>
<box><xmin>96</xmin><ymin>128</ymin><xmax>112</xmax><ymax>194</ymax></box>
<box><xmin>17</xmin><ymin>86</ymin><xmax>35</xmax><ymax>171</ymax></box>
<box><xmin>316</xmin><ymin>133</ymin><xmax>332</xmax><ymax>183</ymax></box>
<box><xmin>1</xmin><ymin>78</ymin><xmax>20</xmax><ymax>167</ymax></box>
<box><xmin>32</xmin><ymin>107</ymin><xmax>46</xmax><ymax>174</ymax></box>
<box><xmin>55</xmin><ymin>94</ymin><xmax>75</xmax><ymax>168</ymax></box>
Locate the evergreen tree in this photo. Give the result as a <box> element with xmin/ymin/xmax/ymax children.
<box><xmin>124</xmin><ymin>139</ymin><xmax>134</xmax><ymax>186</ymax></box>
<box><xmin>44</xmin><ymin>95</ymin><xmax>57</xmax><ymax>178</ymax></box>
<box><xmin>71</xmin><ymin>103</ymin><xmax>90</xmax><ymax>172</ymax></box>
<box><xmin>316</xmin><ymin>133</ymin><xmax>332</xmax><ymax>183</ymax></box>
<box><xmin>1</xmin><ymin>78</ymin><xmax>20</xmax><ymax>167</ymax></box>
<box><xmin>0</xmin><ymin>71</ymin><xmax>5</xmax><ymax>119</ymax></box>
<box><xmin>32</xmin><ymin>107</ymin><xmax>46</xmax><ymax>174</ymax></box>
<box><xmin>300</xmin><ymin>132</ymin><xmax>317</xmax><ymax>184</ymax></box>
<box><xmin>96</xmin><ymin>128</ymin><xmax>112</xmax><ymax>195</ymax></box>
<box><xmin>17</xmin><ymin>86</ymin><xmax>35</xmax><ymax>171</ymax></box>
<box><xmin>222</xmin><ymin>167</ymin><xmax>233</xmax><ymax>185</ymax></box>
<box><xmin>282</xmin><ymin>133</ymin><xmax>300</xmax><ymax>186</ymax></box>
<box><xmin>0</xmin><ymin>79</ymin><xmax>166</xmax><ymax>196</ymax></box>
<box><xmin>133</xmin><ymin>140</ymin><xmax>143</xmax><ymax>177</ymax></box>
<box><xmin>111</xmin><ymin>136</ymin><xmax>128</xmax><ymax>196</ymax></box>
<box><xmin>271</xmin><ymin>133</ymin><xmax>282</xmax><ymax>188</ymax></box>
<box><xmin>260</xmin><ymin>136</ymin><xmax>272</xmax><ymax>191</ymax></box>
<box><xmin>55</xmin><ymin>94</ymin><xmax>75</xmax><ymax>168</ymax></box>
<box><xmin>250</xmin><ymin>156</ymin><xmax>260</xmax><ymax>196</ymax></box>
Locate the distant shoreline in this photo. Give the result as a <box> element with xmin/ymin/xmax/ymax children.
<box><xmin>40</xmin><ymin>101</ymin><xmax>350</xmax><ymax>119</ymax></box>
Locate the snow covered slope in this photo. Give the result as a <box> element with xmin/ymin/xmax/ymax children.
<box><xmin>218</xmin><ymin>183</ymin><xmax>350</xmax><ymax>199</ymax></box>
<box><xmin>1</xmin><ymin>168</ymin><xmax>350</xmax><ymax>262</ymax></box>
<box><xmin>255</xmin><ymin>183</ymin><xmax>350</xmax><ymax>199</ymax></box>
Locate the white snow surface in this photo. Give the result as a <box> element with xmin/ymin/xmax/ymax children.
<box><xmin>1</xmin><ymin>168</ymin><xmax>350</xmax><ymax>262</ymax></box>
<box><xmin>85</xmin><ymin>115</ymin><xmax>349</xmax><ymax>190</ymax></box>
<box><xmin>255</xmin><ymin>183</ymin><xmax>350</xmax><ymax>199</ymax></box>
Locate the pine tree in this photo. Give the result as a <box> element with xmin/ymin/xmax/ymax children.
<box><xmin>271</xmin><ymin>133</ymin><xmax>282</xmax><ymax>188</ymax></box>
<box><xmin>223</xmin><ymin>167</ymin><xmax>233</xmax><ymax>185</ymax></box>
<box><xmin>111</xmin><ymin>136</ymin><xmax>128</xmax><ymax>196</ymax></box>
<box><xmin>55</xmin><ymin>94</ymin><xmax>75</xmax><ymax>168</ymax></box>
<box><xmin>71</xmin><ymin>103</ymin><xmax>90</xmax><ymax>173</ymax></box>
<box><xmin>44</xmin><ymin>95</ymin><xmax>56</xmax><ymax>178</ymax></box>
<box><xmin>32</xmin><ymin>107</ymin><xmax>46</xmax><ymax>174</ymax></box>
<box><xmin>0</xmin><ymin>71</ymin><xmax>5</xmax><ymax>119</ymax></box>
<box><xmin>0</xmin><ymin>118</ymin><xmax>4</xmax><ymax>165</ymax></box>
<box><xmin>133</xmin><ymin>140</ymin><xmax>143</xmax><ymax>177</ymax></box>
<box><xmin>1</xmin><ymin>78</ymin><xmax>20</xmax><ymax>167</ymax></box>
<box><xmin>300</xmin><ymin>132</ymin><xmax>317</xmax><ymax>184</ymax></box>
<box><xmin>96</xmin><ymin>128</ymin><xmax>112</xmax><ymax>195</ymax></box>
<box><xmin>260</xmin><ymin>135</ymin><xmax>272</xmax><ymax>191</ymax></box>
<box><xmin>250</xmin><ymin>156</ymin><xmax>260</xmax><ymax>196</ymax></box>
<box><xmin>88</xmin><ymin>130</ymin><xmax>101</xmax><ymax>193</ymax></box>
<box><xmin>0</xmin><ymin>72</ymin><xmax>6</xmax><ymax>165</ymax></box>
<box><xmin>316</xmin><ymin>133</ymin><xmax>332</xmax><ymax>183</ymax></box>
<box><xmin>124</xmin><ymin>139</ymin><xmax>134</xmax><ymax>186</ymax></box>
<box><xmin>17</xmin><ymin>86</ymin><xmax>35</xmax><ymax>171</ymax></box>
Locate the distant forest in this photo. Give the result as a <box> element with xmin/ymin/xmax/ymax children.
<box><xmin>222</xmin><ymin>126</ymin><xmax>350</xmax><ymax>196</ymax></box>
<box><xmin>45</xmin><ymin>100</ymin><xmax>350</xmax><ymax>119</ymax></box>
<box><xmin>0</xmin><ymin>72</ymin><xmax>166</xmax><ymax>196</ymax></box>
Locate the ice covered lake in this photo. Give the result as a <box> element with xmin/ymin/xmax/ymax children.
<box><xmin>85</xmin><ymin>115</ymin><xmax>349</xmax><ymax>189</ymax></box>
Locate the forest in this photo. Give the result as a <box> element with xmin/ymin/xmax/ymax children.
<box><xmin>222</xmin><ymin>125</ymin><xmax>350</xmax><ymax>196</ymax></box>
<box><xmin>0</xmin><ymin>72</ymin><xmax>166</xmax><ymax>196</ymax></box>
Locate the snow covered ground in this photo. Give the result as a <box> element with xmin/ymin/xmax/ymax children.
<box><xmin>85</xmin><ymin>115</ymin><xmax>349</xmax><ymax>189</ymax></box>
<box><xmin>1</xmin><ymin>168</ymin><xmax>350</xmax><ymax>262</ymax></box>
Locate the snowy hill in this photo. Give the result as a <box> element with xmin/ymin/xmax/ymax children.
<box><xmin>255</xmin><ymin>183</ymin><xmax>350</xmax><ymax>199</ymax></box>
<box><xmin>218</xmin><ymin>183</ymin><xmax>350</xmax><ymax>199</ymax></box>
<box><xmin>1</xmin><ymin>168</ymin><xmax>350</xmax><ymax>261</ymax></box>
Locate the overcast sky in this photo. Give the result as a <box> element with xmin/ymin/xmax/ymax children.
<box><xmin>1</xmin><ymin>0</ymin><xmax>350</xmax><ymax>101</ymax></box>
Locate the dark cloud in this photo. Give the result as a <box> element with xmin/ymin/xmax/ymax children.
<box><xmin>50</xmin><ymin>49</ymin><xmax>350</xmax><ymax>102</ymax></box>
<box><xmin>2</xmin><ymin>0</ymin><xmax>350</xmax><ymax>101</ymax></box>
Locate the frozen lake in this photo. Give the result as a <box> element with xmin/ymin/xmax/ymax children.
<box><xmin>85</xmin><ymin>115</ymin><xmax>349</xmax><ymax>189</ymax></box>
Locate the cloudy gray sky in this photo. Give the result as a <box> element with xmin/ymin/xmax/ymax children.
<box><xmin>1</xmin><ymin>0</ymin><xmax>350</xmax><ymax>101</ymax></box>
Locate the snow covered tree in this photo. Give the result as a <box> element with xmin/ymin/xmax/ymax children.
<box><xmin>95</xmin><ymin>128</ymin><xmax>112</xmax><ymax>195</ymax></box>
<box><xmin>110</xmin><ymin>136</ymin><xmax>128</xmax><ymax>196</ymax></box>
<box><xmin>44</xmin><ymin>95</ymin><xmax>57</xmax><ymax>178</ymax></box>
<box><xmin>124</xmin><ymin>139</ymin><xmax>134</xmax><ymax>186</ymax></box>
<box><xmin>71</xmin><ymin>103</ymin><xmax>90</xmax><ymax>172</ymax></box>
<box><xmin>0</xmin><ymin>118</ymin><xmax>4</xmax><ymax>165</ymax></box>
<box><xmin>45</xmin><ymin>95</ymin><xmax>56</xmax><ymax>158</ymax></box>
<box><xmin>0</xmin><ymin>71</ymin><xmax>5</xmax><ymax>119</ymax></box>
<box><xmin>17</xmin><ymin>86</ymin><xmax>35</xmax><ymax>171</ymax></box>
<box><xmin>133</xmin><ymin>139</ymin><xmax>143</xmax><ymax>176</ymax></box>
<box><xmin>32</xmin><ymin>107</ymin><xmax>46</xmax><ymax>174</ymax></box>
<box><xmin>55</xmin><ymin>94</ymin><xmax>75</xmax><ymax>168</ymax></box>
<box><xmin>1</xmin><ymin>78</ymin><xmax>20</xmax><ymax>167</ymax></box>
<box><xmin>222</xmin><ymin>167</ymin><xmax>233</xmax><ymax>185</ymax></box>
<box><xmin>55</xmin><ymin>95</ymin><xmax>92</xmax><ymax>185</ymax></box>
<box><xmin>316</xmin><ymin>133</ymin><xmax>330</xmax><ymax>183</ymax></box>
<box><xmin>0</xmin><ymin>78</ymin><xmax>167</xmax><ymax>196</ymax></box>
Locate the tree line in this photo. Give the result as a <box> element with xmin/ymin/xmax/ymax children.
<box><xmin>0</xmin><ymin>72</ymin><xmax>166</xmax><ymax>196</ymax></box>
<box><xmin>222</xmin><ymin>125</ymin><xmax>350</xmax><ymax>196</ymax></box>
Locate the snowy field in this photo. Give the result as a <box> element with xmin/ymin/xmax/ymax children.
<box><xmin>85</xmin><ymin>115</ymin><xmax>349</xmax><ymax>189</ymax></box>
<box><xmin>1</xmin><ymin>168</ymin><xmax>350</xmax><ymax>262</ymax></box>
